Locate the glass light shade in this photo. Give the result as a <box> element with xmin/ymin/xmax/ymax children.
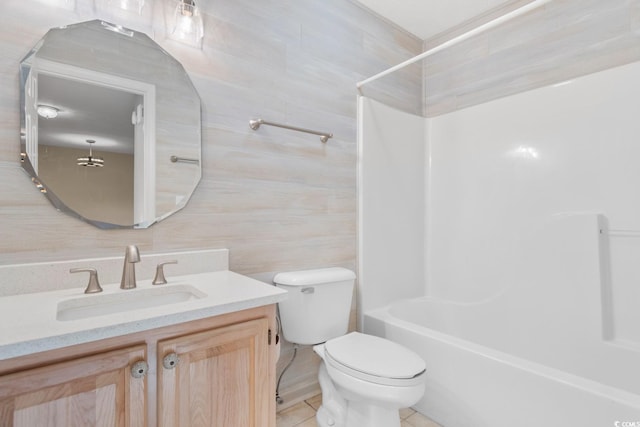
<box><xmin>36</xmin><ymin>0</ymin><xmax>76</xmax><ymax>11</ymax></box>
<box><xmin>107</xmin><ymin>0</ymin><xmax>145</xmax><ymax>14</ymax></box>
<box><xmin>169</xmin><ymin>0</ymin><xmax>204</xmax><ymax>48</ymax></box>
<box><xmin>37</xmin><ymin>105</ymin><xmax>59</xmax><ymax>119</ymax></box>
<box><xmin>93</xmin><ymin>0</ymin><xmax>154</xmax><ymax>34</ymax></box>
<box><xmin>77</xmin><ymin>156</ymin><xmax>105</xmax><ymax>167</ymax></box>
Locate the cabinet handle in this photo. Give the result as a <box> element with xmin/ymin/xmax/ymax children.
<box><xmin>130</xmin><ymin>360</ymin><xmax>148</xmax><ymax>378</ymax></box>
<box><xmin>163</xmin><ymin>352</ymin><xmax>180</xmax><ymax>369</ymax></box>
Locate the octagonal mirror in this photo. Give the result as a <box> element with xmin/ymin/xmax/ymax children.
<box><xmin>20</xmin><ymin>20</ymin><xmax>202</xmax><ymax>229</ymax></box>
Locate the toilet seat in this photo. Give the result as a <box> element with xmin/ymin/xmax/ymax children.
<box><xmin>324</xmin><ymin>332</ymin><xmax>426</xmax><ymax>387</ymax></box>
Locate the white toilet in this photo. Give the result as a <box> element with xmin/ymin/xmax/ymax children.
<box><xmin>274</xmin><ymin>267</ymin><xmax>426</xmax><ymax>427</ymax></box>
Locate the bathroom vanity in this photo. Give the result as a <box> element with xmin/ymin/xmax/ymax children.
<box><xmin>0</xmin><ymin>253</ymin><xmax>287</xmax><ymax>427</ymax></box>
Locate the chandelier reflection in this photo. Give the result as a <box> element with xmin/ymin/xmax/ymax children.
<box><xmin>77</xmin><ymin>139</ymin><xmax>105</xmax><ymax>167</ymax></box>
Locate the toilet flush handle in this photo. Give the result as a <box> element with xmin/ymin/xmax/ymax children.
<box><xmin>301</xmin><ymin>287</ymin><xmax>315</xmax><ymax>294</ymax></box>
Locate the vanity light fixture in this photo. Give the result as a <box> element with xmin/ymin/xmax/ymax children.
<box><xmin>169</xmin><ymin>0</ymin><xmax>204</xmax><ymax>48</ymax></box>
<box><xmin>37</xmin><ymin>104</ymin><xmax>59</xmax><ymax>119</ymax></box>
<box><xmin>104</xmin><ymin>0</ymin><xmax>146</xmax><ymax>14</ymax></box>
<box><xmin>38</xmin><ymin>0</ymin><xmax>76</xmax><ymax>11</ymax></box>
<box><xmin>94</xmin><ymin>0</ymin><xmax>153</xmax><ymax>33</ymax></box>
<box><xmin>77</xmin><ymin>139</ymin><xmax>105</xmax><ymax>167</ymax></box>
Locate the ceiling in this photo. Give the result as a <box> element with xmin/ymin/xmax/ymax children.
<box><xmin>356</xmin><ymin>0</ymin><xmax>515</xmax><ymax>40</ymax></box>
<box><xmin>38</xmin><ymin>74</ymin><xmax>139</xmax><ymax>154</ymax></box>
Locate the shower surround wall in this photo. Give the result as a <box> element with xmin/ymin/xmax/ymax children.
<box><xmin>0</xmin><ymin>0</ymin><xmax>421</xmax><ymax>406</ymax></box>
<box><xmin>428</xmin><ymin>54</ymin><xmax>640</xmax><ymax>378</ymax></box>
<box><xmin>358</xmin><ymin>97</ymin><xmax>426</xmax><ymax>323</ymax></box>
<box><xmin>419</xmin><ymin>0</ymin><xmax>640</xmax><ymax>307</ymax></box>
<box><xmin>362</xmin><ymin>59</ymin><xmax>640</xmax><ymax>425</ymax></box>
<box><xmin>358</xmin><ymin>0</ymin><xmax>640</xmax><ymax>311</ymax></box>
<box><xmin>359</xmin><ymin>0</ymin><xmax>640</xmax><ymax>424</ymax></box>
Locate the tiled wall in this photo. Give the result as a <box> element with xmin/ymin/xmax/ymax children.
<box><xmin>0</xmin><ymin>0</ymin><xmax>421</xmax><ymax>405</ymax></box>
<box><xmin>424</xmin><ymin>0</ymin><xmax>640</xmax><ymax>116</ymax></box>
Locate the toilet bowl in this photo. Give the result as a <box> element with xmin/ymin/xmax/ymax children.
<box><xmin>314</xmin><ymin>332</ymin><xmax>426</xmax><ymax>427</ymax></box>
<box><xmin>273</xmin><ymin>268</ymin><xmax>427</xmax><ymax>427</ymax></box>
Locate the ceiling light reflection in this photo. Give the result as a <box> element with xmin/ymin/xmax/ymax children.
<box><xmin>509</xmin><ymin>145</ymin><xmax>540</xmax><ymax>160</ymax></box>
<box><xmin>37</xmin><ymin>105</ymin><xmax>59</xmax><ymax>119</ymax></box>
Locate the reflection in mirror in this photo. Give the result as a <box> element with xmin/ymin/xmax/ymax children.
<box><xmin>20</xmin><ymin>20</ymin><xmax>202</xmax><ymax>229</ymax></box>
<box><xmin>38</xmin><ymin>75</ymin><xmax>139</xmax><ymax>226</ymax></box>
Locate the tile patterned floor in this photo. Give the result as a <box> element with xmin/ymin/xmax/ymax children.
<box><xmin>276</xmin><ymin>394</ymin><xmax>442</xmax><ymax>427</ymax></box>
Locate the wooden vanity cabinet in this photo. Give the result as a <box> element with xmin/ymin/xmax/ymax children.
<box><xmin>0</xmin><ymin>345</ymin><xmax>147</xmax><ymax>427</ymax></box>
<box><xmin>158</xmin><ymin>317</ymin><xmax>271</xmax><ymax>427</ymax></box>
<box><xmin>0</xmin><ymin>305</ymin><xmax>278</xmax><ymax>427</ymax></box>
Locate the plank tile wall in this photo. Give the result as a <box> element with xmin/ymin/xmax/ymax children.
<box><xmin>424</xmin><ymin>0</ymin><xmax>640</xmax><ymax>116</ymax></box>
<box><xmin>0</xmin><ymin>0</ymin><xmax>421</xmax><ymax>405</ymax></box>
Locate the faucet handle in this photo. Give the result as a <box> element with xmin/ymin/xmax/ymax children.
<box><xmin>70</xmin><ymin>268</ymin><xmax>103</xmax><ymax>294</ymax></box>
<box><xmin>153</xmin><ymin>260</ymin><xmax>178</xmax><ymax>285</ymax></box>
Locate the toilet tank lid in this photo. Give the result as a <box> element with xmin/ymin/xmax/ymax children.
<box><xmin>273</xmin><ymin>267</ymin><xmax>355</xmax><ymax>286</ymax></box>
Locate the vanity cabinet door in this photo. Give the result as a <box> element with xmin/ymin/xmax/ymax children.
<box><xmin>0</xmin><ymin>345</ymin><xmax>147</xmax><ymax>427</ymax></box>
<box><xmin>157</xmin><ymin>317</ymin><xmax>271</xmax><ymax>427</ymax></box>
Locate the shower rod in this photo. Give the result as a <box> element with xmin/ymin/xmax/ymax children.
<box><xmin>249</xmin><ymin>118</ymin><xmax>333</xmax><ymax>143</ymax></box>
<box><xmin>357</xmin><ymin>0</ymin><xmax>553</xmax><ymax>89</ymax></box>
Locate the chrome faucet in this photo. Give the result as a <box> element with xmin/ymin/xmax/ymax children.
<box><xmin>120</xmin><ymin>245</ymin><xmax>140</xmax><ymax>289</ymax></box>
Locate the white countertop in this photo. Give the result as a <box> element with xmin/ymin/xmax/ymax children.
<box><xmin>0</xmin><ymin>270</ymin><xmax>287</xmax><ymax>361</ymax></box>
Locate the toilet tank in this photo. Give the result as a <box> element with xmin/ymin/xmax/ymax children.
<box><xmin>274</xmin><ymin>267</ymin><xmax>356</xmax><ymax>345</ymax></box>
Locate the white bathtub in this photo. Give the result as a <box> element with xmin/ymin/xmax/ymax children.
<box><xmin>364</xmin><ymin>297</ymin><xmax>640</xmax><ymax>427</ymax></box>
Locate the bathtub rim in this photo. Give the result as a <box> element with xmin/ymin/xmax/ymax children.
<box><xmin>364</xmin><ymin>301</ymin><xmax>640</xmax><ymax>410</ymax></box>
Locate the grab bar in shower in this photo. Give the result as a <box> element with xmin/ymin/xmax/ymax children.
<box><xmin>249</xmin><ymin>118</ymin><xmax>333</xmax><ymax>143</ymax></box>
<box><xmin>170</xmin><ymin>155</ymin><xmax>199</xmax><ymax>164</ymax></box>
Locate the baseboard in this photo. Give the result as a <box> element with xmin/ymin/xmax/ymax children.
<box><xmin>276</xmin><ymin>381</ymin><xmax>322</xmax><ymax>412</ymax></box>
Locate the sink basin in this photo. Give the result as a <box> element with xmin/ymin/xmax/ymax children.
<box><xmin>56</xmin><ymin>284</ymin><xmax>207</xmax><ymax>321</ymax></box>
